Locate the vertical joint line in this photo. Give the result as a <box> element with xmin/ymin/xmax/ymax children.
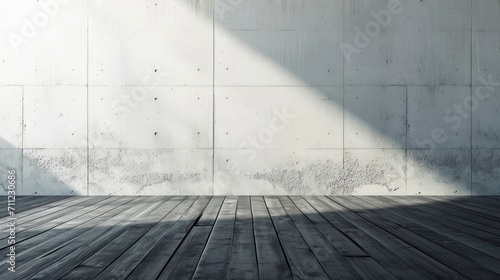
<box><xmin>470</xmin><ymin>0</ymin><xmax>473</xmax><ymax>196</ymax></box>
<box><xmin>86</xmin><ymin>0</ymin><xmax>90</xmax><ymax>196</ymax></box>
<box><xmin>212</xmin><ymin>1</ymin><xmax>216</xmax><ymax>195</ymax></box>
<box><xmin>21</xmin><ymin>86</ymin><xmax>24</xmax><ymax>194</ymax></box>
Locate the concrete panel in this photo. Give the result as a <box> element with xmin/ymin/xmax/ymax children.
<box><xmin>216</xmin><ymin>0</ymin><xmax>342</xmax><ymax>31</ymax></box>
<box><xmin>0</xmin><ymin>149</ymin><xmax>22</xmax><ymax>196</ymax></box>
<box><xmin>472</xmin><ymin>86</ymin><xmax>500</xmax><ymax>148</ymax></box>
<box><xmin>406</xmin><ymin>0</ymin><xmax>471</xmax><ymax>32</ymax></box>
<box><xmin>343</xmin><ymin>30</ymin><xmax>407</xmax><ymax>85</ymax></box>
<box><xmin>88</xmin><ymin>0</ymin><xmax>213</xmax><ymax>86</ymax></box>
<box><xmin>215</xmin><ymin>0</ymin><xmax>276</xmax><ymax>29</ymax></box>
<box><xmin>0</xmin><ymin>86</ymin><xmax>22</xmax><ymax>148</ymax></box>
<box><xmin>344</xmin><ymin>86</ymin><xmax>406</xmax><ymax>148</ymax></box>
<box><xmin>473</xmin><ymin>0</ymin><xmax>500</xmax><ymax>30</ymax></box>
<box><xmin>344</xmin><ymin>149</ymin><xmax>406</xmax><ymax>195</ymax></box>
<box><xmin>215</xmin><ymin>86</ymin><xmax>343</xmax><ymax>149</ymax></box>
<box><xmin>275</xmin><ymin>0</ymin><xmax>343</xmax><ymax>30</ymax></box>
<box><xmin>407</xmin><ymin>149</ymin><xmax>471</xmax><ymax>195</ymax></box>
<box><xmin>406</xmin><ymin>30</ymin><xmax>471</xmax><ymax>86</ymax></box>
<box><xmin>408</xmin><ymin>86</ymin><xmax>472</xmax><ymax>149</ymax></box>
<box><xmin>344</xmin><ymin>0</ymin><xmax>406</xmax><ymax>31</ymax></box>
<box><xmin>214</xmin><ymin>149</ymin><xmax>343</xmax><ymax>195</ymax></box>
<box><xmin>23</xmin><ymin>149</ymin><xmax>87</xmax><ymax>195</ymax></box>
<box><xmin>472</xmin><ymin>149</ymin><xmax>500</xmax><ymax>195</ymax></box>
<box><xmin>473</xmin><ymin>31</ymin><xmax>500</xmax><ymax>85</ymax></box>
<box><xmin>88</xmin><ymin>86</ymin><xmax>212</xmax><ymax>149</ymax></box>
<box><xmin>215</xmin><ymin>30</ymin><xmax>343</xmax><ymax>86</ymax></box>
<box><xmin>89</xmin><ymin>149</ymin><xmax>213</xmax><ymax>195</ymax></box>
<box><xmin>23</xmin><ymin>86</ymin><xmax>87</xmax><ymax>149</ymax></box>
<box><xmin>0</xmin><ymin>0</ymin><xmax>87</xmax><ymax>85</ymax></box>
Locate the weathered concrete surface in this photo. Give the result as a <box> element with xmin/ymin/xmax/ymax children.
<box><xmin>344</xmin><ymin>149</ymin><xmax>406</xmax><ymax>195</ymax></box>
<box><xmin>23</xmin><ymin>149</ymin><xmax>87</xmax><ymax>195</ymax></box>
<box><xmin>89</xmin><ymin>149</ymin><xmax>213</xmax><ymax>195</ymax></box>
<box><xmin>407</xmin><ymin>149</ymin><xmax>471</xmax><ymax>195</ymax></box>
<box><xmin>1</xmin><ymin>0</ymin><xmax>499</xmax><ymax>195</ymax></box>
<box><xmin>472</xmin><ymin>149</ymin><xmax>500</xmax><ymax>195</ymax></box>
<box><xmin>0</xmin><ymin>149</ymin><xmax>22</xmax><ymax>195</ymax></box>
<box><xmin>214</xmin><ymin>149</ymin><xmax>343</xmax><ymax>195</ymax></box>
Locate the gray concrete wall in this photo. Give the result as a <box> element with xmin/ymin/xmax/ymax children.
<box><xmin>1</xmin><ymin>0</ymin><xmax>499</xmax><ymax>195</ymax></box>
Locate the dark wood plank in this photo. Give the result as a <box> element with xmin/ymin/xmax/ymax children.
<box><xmin>279</xmin><ymin>196</ymin><xmax>363</xmax><ymax>279</ymax></box>
<box><xmin>312</xmin><ymin>196</ymin><xmax>460</xmax><ymax>280</ymax></box>
<box><xmin>415</xmin><ymin>196</ymin><xmax>500</xmax><ymax>228</ymax></box>
<box><xmin>0</xmin><ymin>196</ymin><xmax>106</xmax><ymax>243</ymax></box>
<box><xmin>290</xmin><ymin>196</ymin><xmax>368</xmax><ymax>257</ymax></box>
<box><xmin>397</xmin><ymin>196</ymin><xmax>500</xmax><ymax>246</ymax></box>
<box><xmin>228</xmin><ymin>196</ymin><xmax>258</xmax><ymax>279</ymax></box>
<box><xmin>0</xmin><ymin>196</ymin><xmax>111</xmax><ymax>249</ymax></box>
<box><xmin>455</xmin><ymin>199</ymin><xmax>500</xmax><ymax>218</ymax></box>
<box><xmin>10</xmin><ymin>196</ymin><xmax>87</xmax><ymax>221</ymax></box>
<box><xmin>125</xmin><ymin>196</ymin><xmax>211</xmax><ymax>279</ymax></box>
<box><xmin>2</xmin><ymin>195</ymin><xmax>499</xmax><ymax>279</ymax></box>
<box><xmin>265</xmin><ymin>196</ymin><xmax>330</xmax><ymax>280</ymax></box>
<box><xmin>196</xmin><ymin>196</ymin><xmax>224</xmax><ymax>226</ymax></box>
<box><xmin>28</xmin><ymin>196</ymin><xmax>169</xmax><ymax>280</ymax></box>
<box><xmin>374</xmin><ymin>196</ymin><xmax>500</xmax><ymax>260</ymax></box>
<box><xmin>0</xmin><ymin>196</ymin><xmax>130</xmax><ymax>272</ymax></box>
<box><xmin>347</xmin><ymin>257</ymin><xmax>398</xmax><ymax>280</ymax></box>
<box><xmin>1</xmin><ymin>196</ymin><xmax>159</xmax><ymax>279</ymax></box>
<box><xmin>60</xmin><ymin>197</ymin><xmax>186</xmax><ymax>279</ymax></box>
<box><xmin>88</xmin><ymin>197</ymin><xmax>197</xmax><ymax>280</ymax></box>
<box><xmin>1</xmin><ymin>196</ymin><xmax>68</xmax><ymax>217</ymax></box>
<box><xmin>156</xmin><ymin>226</ymin><xmax>212</xmax><ymax>280</ymax></box>
<box><xmin>193</xmin><ymin>196</ymin><xmax>237</xmax><ymax>279</ymax></box>
<box><xmin>251</xmin><ymin>196</ymin><xmax>292</xmax><ymax>280</ymax></box>
<box><xmin>332</xmin><ymin>196</ymin><xmax>500</xmax><ymax>279</ymax></box>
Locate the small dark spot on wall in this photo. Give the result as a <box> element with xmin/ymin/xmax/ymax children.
<box><xmin>154</xmin><ymin>97</ymin><xmax>157</xmax><ymax>100</ymax></box>
<box><xmin>154</xmin><ymin>132</ymin><xmax>158</xmax><ymax>135</ymax></box>
<box><xmin>154</xmin><ymin>69</ymin><xmax>157</xmax><ymax>72</ymax></box>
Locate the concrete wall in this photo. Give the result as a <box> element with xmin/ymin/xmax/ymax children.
<box><xmin>1</xmin><ymin>0</ymin><xmax>499</xmax><ymax>195</ymax></box>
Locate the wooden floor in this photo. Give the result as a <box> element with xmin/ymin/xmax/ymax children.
<box><xmin>2</xmin><ymin>196</ymin><xmax>500</xmax><ymax>279</ymax></box>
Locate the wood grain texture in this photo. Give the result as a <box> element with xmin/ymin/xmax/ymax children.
<box><xmin>0</xmin><ymin>196</ymin><xmax>498</xmax><ymax>280</ymax></box>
